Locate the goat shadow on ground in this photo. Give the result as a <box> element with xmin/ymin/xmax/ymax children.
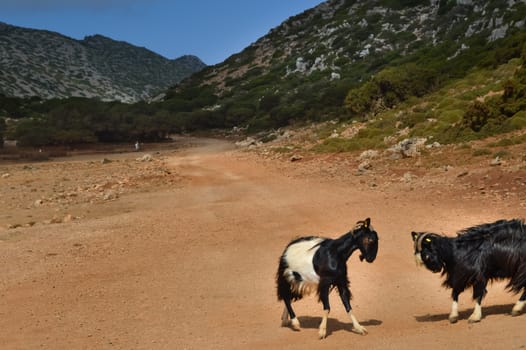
<box><xmin>415</xmin><ymin>303</ymin><xmax>517</xmax><ymax>323</ymax></box>
<box><xmin>296</xmin><ymin>316</ymin><xmax>382</xmax><ymax>337</ymax></box>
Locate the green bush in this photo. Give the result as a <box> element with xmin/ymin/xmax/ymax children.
<box><xmin>502</xmin><ymin>111</ymin><xmax>526</xmax><ymax>131</ymax></box>
<box><xmin>472</xmin><ymin>148</ymin><xmax>492</xmax><ymax>157</ymax></box>
<box><xmin>494</xmin><ymin>150</ymin><xmax>510</xmax><ymax>158</ymax></box>
<box><xmin>313</xmin><ymin>136</ymin><xmax>383</xmax><ymax>153</ymax></box>
<box><xmin>13</xmin><ymin>118</ymin><xmax>56</xmax><ymax>147</ymax></box>
<box><xmin>259</xmin><ymin>94</ymin><xmax>281</xmax><ymax>112</ymax></box>
<box><xmin>489</xmin><ymin>138</ymin><xmax>514</xmax><ymax>147</ymax></box>
<box><xmin>401</xmin><ymin>112</ymin><xmax>427</xmax><ymax>128</ymax></box>
<box><xmin>461</xmin><ymin>101</ymin><xmax>497</xmax><ymax>132</ymax></box>
<box><xmin>246</xmin><ymin>115</ymin><xmax>277</xmax><ymax>133</ymax></box>
<box><xmin>225</xmin><ymin>105</ymin><xmax>255</xmax><ymax>126</ymax></box>
<box><xmin>345</xmin><ymin>63</ymin><xmax>438</xmax><ymax>117</ymax></box>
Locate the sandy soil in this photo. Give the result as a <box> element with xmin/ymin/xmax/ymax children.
<box><xmin>1</xmin><ymin>136</ymin><xmax>526</xmax><ymax>349</ymax></box>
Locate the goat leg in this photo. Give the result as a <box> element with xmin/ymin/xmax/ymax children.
<box><xmin>511</xmin><ymin>289</ymin><xmax>526</xmax><ymax>316</ymax></box>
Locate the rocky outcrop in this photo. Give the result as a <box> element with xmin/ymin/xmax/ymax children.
<box><xmin>187</xmin><ymin>0</ymin><xmax>525</xmax><ymax>96</ymax></box>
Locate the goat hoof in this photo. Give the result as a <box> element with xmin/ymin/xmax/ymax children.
<box><xmin>318</xmin><ymin>328</ymin><xmax>327</xmax><ymax>339</ymax></box>
<box><xmin>511</xmin><ymin>304</ymin><xmax>524</xmax><ymax>317</ymax></box>
<box><xmin>290</xmin><ymin>318</ymin><xmax>301</xmax><ymax>331</ymax></box>
<box><xmin>448</xmin><ymin>316</ymin><xmax>458</xmax><ymax>324</ymax></box>
<box><xmin>352</xmin><ymin>326</ymin><xmax>368</xmax><ymax>335</ymax></box>
<box><xmin>467</xmin><ymin>317</ymin><xmax>481</xmax><ymax>324</ymax></box>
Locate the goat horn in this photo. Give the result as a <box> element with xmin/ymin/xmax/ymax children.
<box><xmin>415</xmin><ymin>232</ymin><xmax>431</xmax><ymax>252</ymax></box>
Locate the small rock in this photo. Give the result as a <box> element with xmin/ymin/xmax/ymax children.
<box><xmin>1</xmin><ymin>173</ymin><xmax>10</xmax><ymax>178</ymax></box>
<box><xmin>358</xmin><ymin>161</ymin><xmax>372</xmax><ymax>172</ymax></box>
<box><xmin>388</xmin><ymin>137</ymin><xmax>427</xmax><ymax>158</ymax></box>
<box><xmin>359</xmin><ymin>150</ymin><xmax>379</xmax><ymax>161</ymax></box>
<box><xmin>401</xmin><ymin>172</ymin><xmax>416</xmax><ymax>183</ymax></box>
<box><xmin>136</xmin><ymin>154</ymin><xmax>153</xmax><ymax>162</ymax></box>
<box><xmin>235</xmin><ymin>137</ymin><xmax>260</xmax><ymax>148</ymax></box>
<box><xmin>490</xmin><ymin>156</ymin><xmax>501</xmax><ymax>166</ymax></box>
<box><xmin>50</xmin><ymin>216</ymin><xmax>62</xmax><ymax>224</ymax></box>
<box><xmin>426</xmin><ymin>142</ymin><xmax>441</xmax><ymax>149</ymax></box>
<box><xmin>290</xmin><ymin>154</ymin><xmax>303</xmax><ymax>162</ymax></box>
<box><xmin>103</xmin><ymin>190</ymin><xmax>118</xmax><ymax>201</ymax></box>
<box><xmin>101</xmin><ymin>158</ymin><xmax>112</xmax><ymax>164</ymax></box>
<box><xmin>388</xmin><ymin>152</ymin><xmax>401</xmax><ymax>160</ymax></box>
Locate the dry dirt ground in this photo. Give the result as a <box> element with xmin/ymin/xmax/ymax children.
<box><xmin>1</xmin><ymin>136</ymin><xmax>526</xmax><ymax>349</ymax></box>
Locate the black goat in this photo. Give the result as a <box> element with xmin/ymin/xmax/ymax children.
<box><xmin>277</xmin><ymin>218</ymin><xmax>379</xmax><ymax>339</ymax></box>
<box><xmin>411</xmin><ymin>218</ymin><xmax>526</xmax><ymax>323</ymax></box>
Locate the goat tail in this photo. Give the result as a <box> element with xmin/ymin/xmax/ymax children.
<box><xmin>277</xmin><ymin>256</ymin><xmax>305</xmax><ymax>302</ymax></box>
<box><xmin>277</xmin><ymin>269</ymin><xmax>305</xmax><ymax>302</ymax></box>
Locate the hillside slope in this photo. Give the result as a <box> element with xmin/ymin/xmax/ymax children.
<box><xmin>0</xmin><ymin>22</ymin><xmax>206</xmax><ymax>102</ymax></box>
<box><xmin>166</xmin><ymin>0</ymin><xmax>526</xmax><ymax>137</ymax></box>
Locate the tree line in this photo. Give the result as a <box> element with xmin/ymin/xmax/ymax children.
<box><xmin>1</xmin><ymin>31</ymin><xmax>525</xmax><ymax>148</ymax></box>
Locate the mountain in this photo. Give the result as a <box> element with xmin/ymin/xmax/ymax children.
<box><xmin>2</xmin><ymin>0</ymin><xmax>525</xmax><ymax>148</ymax></box>
<box><xmin>166</xmin><ymin>0</ymin><xmax>526</xmax><ymax>137</ymax></box>
<box><xmin>0</xmin><ymin>22</ymin><xmax>206</xmax><ymax>102</ymax></box>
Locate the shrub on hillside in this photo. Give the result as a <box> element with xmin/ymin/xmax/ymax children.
<box><xmin>345</xmin><ymin>64</ymin><xmax>438</xmax><ymax>117</ymax></box>
<box><xmin>460</xmin><ymin>47</ymin><xmax>526</xmax><ymax>137</ymax></box>
<box><xmin>462</xmin><ymin>101</ymin><xmax>497</xmax><ymax>132</ymax></box>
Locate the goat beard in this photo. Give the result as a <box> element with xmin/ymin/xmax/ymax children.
<box><xmin>414</xmin><ymin>252</ymin><xmax>424</xmax><ymax>267</ymax></box>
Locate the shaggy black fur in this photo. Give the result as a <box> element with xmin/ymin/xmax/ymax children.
<box><xmin>412</xmin><ymin>218</ymin><xmax>526</xmax><ymax>322</ymax></box>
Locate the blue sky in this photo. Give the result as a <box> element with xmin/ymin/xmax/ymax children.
<box><xmin>0</xmin><ymin>1</ymin><xmax>323</xmax><ymax>65</ymax></box>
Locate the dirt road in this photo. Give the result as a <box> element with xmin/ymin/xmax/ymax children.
<box><xmin>1</xmin><ymin>137</ymin><xmax>525</xmax><ymax>349</ymax></box>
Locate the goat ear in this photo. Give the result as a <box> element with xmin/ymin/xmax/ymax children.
<box><xmin>364</xmin><ymin>217</ymin><xmax>370</xmax><ymax>228</ymax></box>
<box><xmin>411</xmin><ymin>231</ymin><xmax>419</xmax><ymax>242</ymax></box>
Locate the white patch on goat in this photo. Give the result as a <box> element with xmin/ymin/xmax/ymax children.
<box><xmin>468</xmin><ymin>302</ymin><xmax>482</xmax><ymax>323</ymax></box>
<box><xmin>449</xmin><ymin>301</ymin><xmax>459</xmax><ymax>323</ymax></box>
<box><xmin>283</xmin><ymin>238</ymin><xmax>324</xmax><ymax>296</ymax></box>
<box><xmin>318</xmin><ymin>309</ymin><xmax>329</xmax><ymax>339</ymax></box>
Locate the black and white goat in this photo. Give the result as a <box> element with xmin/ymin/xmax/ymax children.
<box><xmin>277</xmin><ymin>218</ymin><xmax>379</xmax><ymax>339</ymax></box>
<box><xmin>412</xmin><ymin>218</ymin><xmax>526</xmax><ymax>323</ymax></box>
